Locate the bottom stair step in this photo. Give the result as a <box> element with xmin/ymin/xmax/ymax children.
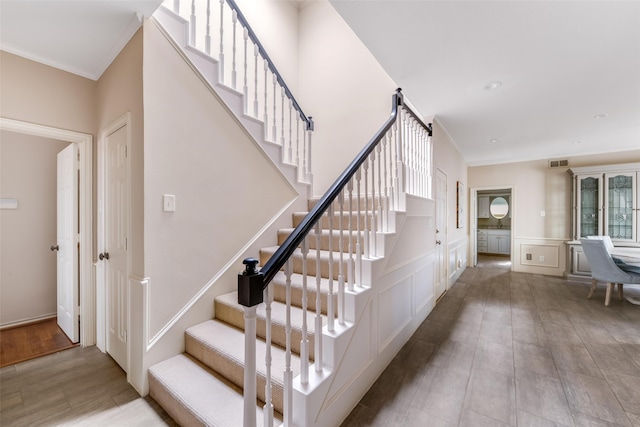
<box><xmin>149</xmin><ymin>354</ymin><xmax>281</xmax><ymax>427</ymax></box>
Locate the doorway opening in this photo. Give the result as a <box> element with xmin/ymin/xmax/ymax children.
<box><xmin>0</xmin><ymin>118</ymin><xmax>94</xmax><ymax>348</ymax></box>
<box><xmin>470</xmin><ymin>186</ymin><xmax>514</xmax><ymax>269</ymax></box>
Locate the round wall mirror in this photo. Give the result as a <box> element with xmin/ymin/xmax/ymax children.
<box><xmin>490</xmin><ymin>197</ymin><xmax>509</xmax><ymax>219</ymax></box>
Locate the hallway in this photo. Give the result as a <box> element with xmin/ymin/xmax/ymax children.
<box><xmin>2</xmin><ymin>259</ymin><xmax>639</xmax><ymax>426</ymax></box>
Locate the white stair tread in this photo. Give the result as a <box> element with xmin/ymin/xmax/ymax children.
<box><xmin>149</xmin><ymin>354</ymin><xmax>279</xmax><ymax>427</ymax></box>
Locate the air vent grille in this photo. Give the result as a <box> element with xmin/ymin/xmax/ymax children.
<box><xmin>548</xmin><ymin>159</ymin><xmax>569</xmax><ymax>168</ymax></box>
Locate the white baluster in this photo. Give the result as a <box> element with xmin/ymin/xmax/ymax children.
<box><xmin>305</xmin><ymin>125</ymin><xmax>313</xmax><ymax>183</ymax></box>
<box><xmin>253</xmin><ymin>43</ymin><xmax>259</xmax><ymax>117</ymax></box>
<box><xmin>219</xmin><ymin>0</ymin><xmax>225</xmax><ymax>83</ymax></box>
<box><xmin>370</xmin><ymin>150</ymin><xmax>377</xmax><ymax>258</ymax></box>
<box><xmin>327</xmin><ymin>203</ymin><xmax>335</xmax><ymax>332</ymax></box>
<box><xmin>231</xmin><ymin>10</ymin><xmax>238</xmax><ymax>89</ymax></box>
<box><xmin>347</xmin><ymin>179</ymin><xmax>355</xmax><ymax>292</ymax></box>
<box><xmin>300</xmin><ymin>237</ymin><xmax>309</xmax><ymax>384</ymax></box>
<box><xmin>189</xmin><ymin>0</ymin><xmax>196</xmax><ymax>46</ymax></box>
<box><xmin>243</xmin><ymin>305</ymin><xmax>257</xmax><ymax>427</ymax></box>
<box><xmin>243</xmin><ymin>28</ymin><xmax>249</xmax><ymax>113</ymax></box>
<box><xmin>283</xmin><ymin>259</ymin><xmax>293</xmax><ymax>427</ymax></box>
<box><xmin>355</xmin><ymin>169</ymin><xmax>362</xmax><ymax>286</ymax></box>
<box><xmin>272</xmin><ymin>73</ymin><xmax>277</xmax><ymax>142</ymax></box>
<box><xmin>173</xmin><ymin>0</ymin><xmax>180</xmax><ymax>14</ymax></box>
<box><xmin>382</xmin><ymin>133</ymin><xmax>389</xmax><ymax>232</ymax></box>
<box><xmin>337</xmin><ymin>190</ymin><xmax>345</xmax><ymax>326</ymax></box>
<box><xmin>363</xmin><ymin>159</ymin><xmax>370</xmax><ymax>260</ymax></box>
<box><xmin>263</xmin><ymin>286</ymin><xmax>274</xmax><ymax>427</ymax></box>
<box><xmin>377</xmin><ymin>143</ymin><xmax>383</xmax><ymax>233</ymax></box>
<box><xmin>314</xmin><ymin>221</ymin><xmax>323</xmax><ymax>372</ymax></box>
<box><xmin>295</xmin><ymin>116</ymin><xmax>301</xmax><ymax>181</ymax></box>
<box><xmin>390</xmin><ymin>122</ymin><xmax>398</xmax><ymax>212</ymax></box>
<box><xmin>205</xmin><ymin>0</ymin><xmax>211</xmax><ymax>55</ymax></box>
<box><xmin>288</xmin><ymin>99</ymin><xmax>293</xmax><ymax>164</ymax></box>
<box><xmin>264</xmin><ymin>60</ymin><xmax>269</xmax><ymax>140</ymax></box>
<box><xmin>281</xmin><ymin>88</ymin><xmax>286</xmax><ymax>161</ymax></box>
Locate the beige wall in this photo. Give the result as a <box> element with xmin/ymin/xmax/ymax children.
<box><xmin>298</xmin><ymin>1</ymin><xmax>398</xmax><ymax>196</ymax></box>
<box><xmin>0</xmin><ymin>131</ymin><xmax>70</xmax><ymax>326</ymax></box>
<box><xmin>0</xmin><ymin>51</ymin><xmax>96</xmax><ymax>134</ymax></box>
<box><xmin>96</xmin><ymin>28</ymin><xmax>145</xmax><ymax>277</ymax></box>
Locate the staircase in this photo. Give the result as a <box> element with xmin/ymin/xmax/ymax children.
<box><xmin>149</xmin><ymin>199</ymin><xmax>340</xmax><ymax>426</ymax></box>
<box><xmin>147</xmin><ymin>2</ymin><xmax>437</xmax><ymax>426</ymax></box>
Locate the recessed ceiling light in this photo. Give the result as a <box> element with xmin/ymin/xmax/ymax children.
<box><xmin>484</xmin><ymin>81</ymin><xmax>502</xmax><ymax>90</ymax></box>
<box><xmin>490</xmin><ymin>138</ymin><xmax>501</xmax><ymax>143</ymax></box>
<box><xmin>593</xmin><ymin>114</ymin><xmax>608</xmax><ymax>119</ymax></box>
<box><xmin>571</xmin><ymin>140</ymin><xmax>582</xmax><ymax>144</ymax></box>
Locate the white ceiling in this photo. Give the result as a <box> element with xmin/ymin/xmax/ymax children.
<box><xmin>0</xmin><ymin>0</ymin><xmax>163</xmax><ymax>80</ymax></box>
<box><xmin>1</xmin><ymin>1</ymin><xmax>638</xmax><ymax>166</ymax></box>
<box><xmin>330</xmin><ymin>0</ymin><xmax>640</xmax><ymax>166</ymax></box>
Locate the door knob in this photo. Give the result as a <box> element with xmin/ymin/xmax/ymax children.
<box><xmin>436</xmin><ymin>240</ymin><xmax>442</xmax><ymax>245</ymax></box>
<box><xmin>99</xmin><ymin>252</ymin><xmax>110</xmax><ymax>260</ymax></box>
<box><xmin>51</xmin><ymin>245</ymin><xmax>59</xmax><ymax>251</ymax></box>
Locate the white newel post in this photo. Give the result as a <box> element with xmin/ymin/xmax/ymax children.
<box><xmin>243</xmin><ymin>306</ymin><xmax>257</xmax><ymax>427</ymax></box>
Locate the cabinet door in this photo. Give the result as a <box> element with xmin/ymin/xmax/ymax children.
<box><xmin>576</xmin><ymin>175</ymin><xmax>602</xmax><ymax>238</ymax></box>
<box><xmin>605</xmin><ymin>172</ymin><xmax>636</xmax><ymax>242</ymax></box>
<box><xmin>478</xmin><ymin>196</ymin><xmax>490</xmax><ymax>218</ymax></box>
<box><xmin>499</xmin><ymin>236</ymin><xmax>510</xmax><ymax>254</ymax></box>
<box><xmin>488</xmin><ymin>235</ymin><xmax>499</xmax><ymax>253</ymax></box>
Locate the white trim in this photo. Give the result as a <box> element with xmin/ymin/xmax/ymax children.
<box><xmin>470</xmin><ymin>185</ymin><xmax>515</xmax><ymax>269</ymax></box>
<box><xmin>0</xmin><ymin>117</ymin><xmax>94</xmax><ymax>346</ymax></box>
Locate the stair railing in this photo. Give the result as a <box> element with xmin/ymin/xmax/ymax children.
<box><xmin>164</xmin><ymin>0</ymin><xmax>314</xmax><ymax>184</ymax></box>
<box><xmin>239</xmin><ymin>89</ymin><xmax>433</xmax><ymax>427</ymax></box>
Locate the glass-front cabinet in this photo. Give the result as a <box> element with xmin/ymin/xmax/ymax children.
<box><xmin>566</xmin><ymin>162</ymin><xmax>640</xmax><ymax>279</ymax></box>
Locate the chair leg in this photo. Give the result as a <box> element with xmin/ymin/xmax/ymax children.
<box><xmin>605</xmin><ymin>282</ymin><xmax>614</xmax><ymax>306</ymax></box>
<box><xmin>588</xmin><ymin>279</ymin><xmax>597</xmax><ymax>299</ymax></box>
<box><xmin>618</xmin><ymin>283</ymin><xmax>624</xmax><ymax>301</ymax></box>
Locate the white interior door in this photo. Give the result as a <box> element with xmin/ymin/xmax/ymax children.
<box><xmin>104</xmin><ymin>124</ymin><xmax>129</xmax><ymax>372</ymax></box>
<box><xmin>57</xmin><ymin>143</ymin><xmax>79</xmax><ymax>343</ymax></box>
<box><xmin>434</xmin><ymin>169</ymin><xmax>447</xmax><ymax>300</ymax></box>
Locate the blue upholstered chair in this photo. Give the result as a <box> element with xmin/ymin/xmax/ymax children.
<box><xmin>580</xmin><ymin>239</ymin><xmax>640</xmax><ymax>306</ymax></box>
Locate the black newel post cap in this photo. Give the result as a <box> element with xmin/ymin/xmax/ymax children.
<box><xmin>238</xmin><ymin>258</ymin><xmax>263</xmax><ymax>307</ymax></box>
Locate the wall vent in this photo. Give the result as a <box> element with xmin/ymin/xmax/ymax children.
<box><xmin>548</xmin><ymin>159</ymin><xmax>569</xmax><ymax>168</ymax></box>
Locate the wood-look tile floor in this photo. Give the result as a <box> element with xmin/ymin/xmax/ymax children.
<box><xmin>2</xmin><ymin>256</ymin><xmax>639</xmax><ymax>426</ymax></box>
<box><xmin>0</xmin><ymin>346</ymin><xmax>177</xmax><ymax>426</ymax></box>
<box><xmin>342</xmin><ymin>255</ymin><xmax>640</xmax><ymax>426</ymax></box>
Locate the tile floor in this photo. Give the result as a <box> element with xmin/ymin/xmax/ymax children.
<box><xmin>341</xmin><ymin>255</ymin><xmax>640</xmax><ymax>426</ymax></box>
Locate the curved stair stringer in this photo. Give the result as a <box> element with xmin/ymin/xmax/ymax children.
<box><xmin>152</xmin><ymin>6</ymin><xmax>311</xmax><ymax>199</ymax></box>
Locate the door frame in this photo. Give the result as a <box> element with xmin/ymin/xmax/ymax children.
<box><xmin>96</xmin><ymin>112</ymin><xmax>131</xmax><ymax>362</ymax></box>
<box><xmin>435</xmin><ymin>167</ymin><xmax>448</xmax><ymax>298</ymax></box>
<box><xmin>469</xmin><ymin>185</ymin><xmax>515</xmax><ymax>268</ymax></box>
<box><xmin>0</xmin><ymin>117</ymin><xmax>94</xmax><ymax>345</ymax></box>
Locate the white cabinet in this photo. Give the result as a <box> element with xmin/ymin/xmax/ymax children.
<box><xmin>478</xmin><ymin>196</ymin><xmax>490</xmax><ymax>218</ymax></box>
<box><xmin>478</xmin><ymin>229</ymin><xmax>510</xmax><ymax>254</ymax></box>
<box><xmin>566</xmin><ymin>162</ymin><xmax>640</xmax><ymax>279</ymax></box>
<box><xmin>478</xmin><ymin>230</ymin><xmax>488</xmax><ymax>252</ymax></box>
<box><xmin>569</xmin><ymin>162</ymin><xmax>640</xmax><ymax>244</ymax></box>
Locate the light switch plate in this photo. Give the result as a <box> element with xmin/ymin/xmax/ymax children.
<box><xmin>163</xmin><ymin>194</ymin><xmax>176</xmax><ymax>212</ymax></box>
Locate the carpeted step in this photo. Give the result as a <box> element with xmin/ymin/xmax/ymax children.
<box><xmin>270</xmin><ymin>270</ymin><xmax>334</xmax><ymax>315</ymax></box>
<box><xmin>260</xmin><ymin>246</ymin><xmax>349</xmax><ymax>281</ymax></box>
<box><xmin>149</xmin><ymin>353</ymin><xmax>280</xmax><ymax>427</ymax></box>
<box><xmin>308</xmin><ymin>195</ymin><xmax>388</xmax><ymax>212</ymax></box>
<box><xmin>214</xmin><ymin>291</ymin><xmax>324</xmax><ymax>360</ymax></box>
<box><xmin>185</xmin><ymin>320</ymin><xmax>301</xmax><ymax>416</ymax></box>
<box><xmin>277</xmin><ymin>227</ymin><xmax>364</xmax><ymax>254</ymax></box>
<box><xmin>292</xmin><ymin>210</ymin><xmax>375</xmax><ymax>231</ymax></box>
